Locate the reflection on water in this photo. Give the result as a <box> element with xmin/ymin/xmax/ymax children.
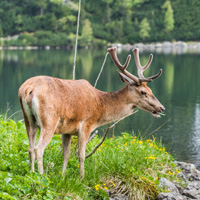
<box><xmin>0</xmin><ymin>49</ymin><xmax>200</xmax><ymax>168</ymax></box>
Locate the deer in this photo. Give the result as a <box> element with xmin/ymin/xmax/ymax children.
<box><xmin>18</xmin><ymin>47</ymin><xmax>165</xmax><ymax>177</ymax></box>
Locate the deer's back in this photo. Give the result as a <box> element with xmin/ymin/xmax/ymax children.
<box><xmin>19</xmin><ymin>76</ymin><xmax>104</xmax><ymax>134</ymax></box>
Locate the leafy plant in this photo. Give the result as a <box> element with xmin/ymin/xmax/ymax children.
<box><xmin>0</xmin><ymin>116</ymin><xmax>182</xmax><ymax>199</ymax></box>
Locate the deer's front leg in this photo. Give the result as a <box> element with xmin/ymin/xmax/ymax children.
<box><xmin>78</xmin><ymin>123</ymin><xmax>91</xmax><ymax>178</ymax></box>
<box><xmin>62</xmin><ymin>134</ymin><xmax>71</xmax><ymax>174</ymax></box>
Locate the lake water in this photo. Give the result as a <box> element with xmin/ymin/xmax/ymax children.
<box><xmin>0</xmin><ymin>48</ymin><xmax>200</xmax><ymax>168</ymax></box>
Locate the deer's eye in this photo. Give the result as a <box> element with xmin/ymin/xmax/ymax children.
<box><xmin>141</xmin><ymin>91</ymin><xmax>146</xmax><ymax>95</ymax></box>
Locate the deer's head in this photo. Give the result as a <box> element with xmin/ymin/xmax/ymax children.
<box><xmin>108</xmin><ymin>47</ymin><xmax>165</xmax><ymax>118</ymax></box>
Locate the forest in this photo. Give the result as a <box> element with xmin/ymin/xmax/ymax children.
<box><xmin>0</xmin><ymin>0</ymin><xmax>200</xmax><ymax>47</ymax></box>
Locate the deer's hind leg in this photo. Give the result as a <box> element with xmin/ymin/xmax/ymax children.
<box><xmin>20</xmin><ymin>99</ymin><xmax>37</xmax><ymax>172</ymax></box>
<box><xmin>34</xmin><ymin>118</ymin><xmax>60</xmax><ymax>174</ymax></box>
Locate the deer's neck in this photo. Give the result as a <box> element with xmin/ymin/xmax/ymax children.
<box><xmin>98</xmin><ymin>86</ymin><xmax>135</xmax><ymax>125</ymax></box>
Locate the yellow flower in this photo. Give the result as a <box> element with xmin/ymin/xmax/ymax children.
<box><xmin>131</xmin><ymin>139</ymin><xmax>135</xmax><ymax>144</ymax></box>
<box><xmin>123</xmin><ymin>135</ymin><xmax>126</xmax><ymax>138</ymax></box>
<box><xmin>124</xmin><ymin>143</ymin><xmax>127</xmax><ymax>146</ymax></box>
<box><xmin>148</xmin><ymin>156</ymin><xmax>156</xmax><ymax>160</ymax></box>
<box><xmin>110</xmin><ymin>181</ymin><xmax>113</xmax><ymax>184</ymax></box>
<box><xmin>176</xmin><ymin>169</ymin><xmax>180</xmax><ymax>173</ymax></box>
<box><xmin>104</xmin><ymin>187</ymin><xmax>108</xmax><ymax>190</ymax></box>
<box><xmin>168</xmin><ymin>171</ymin><xmax>173</xmax><ymax>175</ymax></box>
<box><xmin>103</xmin><ymin>183</ymin><xmax>106</xmax><ymax>186</ymax></box>
<box><xmin>95</xmin><ymin>184</ymin><xmax>100</xmax><ymax>191</ymax></box>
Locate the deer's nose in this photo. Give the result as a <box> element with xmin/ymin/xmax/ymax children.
<box><xmin>160</xmin><ymin>107</ymin><xmax>165</xmax><ymax>112</ymax></box>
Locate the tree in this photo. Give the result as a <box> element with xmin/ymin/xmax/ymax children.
<box><xmin>162</xmin><ymin>0</ymin><xmax>174</xmax><ymax>32</ymax></box>
<box><xmin>0</xmin><ymin>24</ymin><xmax>3</xmax><ymax>37</ymax></box>
<box><xmin>80</xmin><ymin>19</ymin><xmax>93</xmax><ymax>47</ymax></box>
<box><xmin>139</xmin><ymin>18</ymin><xmax>151</xmax><ymax>40</ymax></box>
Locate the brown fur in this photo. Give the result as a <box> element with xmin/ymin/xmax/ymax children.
<box><xmin>18</xmin><ymin>75</ymin><xmax>164</xmax><ymax>177</ymax></box>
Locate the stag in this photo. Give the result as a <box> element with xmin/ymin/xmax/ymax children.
<box><xmin>18</xmin><ymin>47</ymin><xmax>165</xmax><ymax>177</ymax></box>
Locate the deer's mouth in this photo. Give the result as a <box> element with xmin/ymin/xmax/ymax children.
<box><xmin>152</xmin><ymin>111</ymin><xmax>161</xmax><ymax>118</ymax></box>
<box><xmin>152</xmin><ymin>110</ymin><xmax>165</xmax><ymax>118</ymax></box>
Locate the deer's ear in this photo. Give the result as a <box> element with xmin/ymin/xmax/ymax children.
<box><xmin>117</xmin><ymin>71</ymin><xmax>135</xmax><ymax>85</ymax></box>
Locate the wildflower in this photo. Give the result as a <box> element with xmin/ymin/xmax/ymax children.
<box><xmin>103</xmin><ymin>183</ymin><xmax>106</xmax><ymax>186</ymax></box>
<box><xmin>77</xmin><ymin>164</ymin><xmax>79</xmax><ymax>168</ymax></box>
<box><xmin>124</xmin><ymin>142</ymin><xmax>127</xmax><ymax>146</ymax></box>
<box><xmin>110</xmin><ymin>181</ymin><xmax>116</xmax><ymax>187</ymax></box>
<box><xmin>176</xmin><ymin>169</ymin><xmax>180</xmax><ymax>173</ymax></box>
<box><xmin>95</xmin><ymin>184</ymin><xmax>100</xmax><ymax>191</ymax></box>
<box><xmin>148</xmin><ymin>156</ymin><xmax>156</xmax><ymax>160</ymax></box>
<box><xmin>168</xmin><ymin>171</ymin><xmax>173</xmax><ymax>175</ymax></box>
<box><xmin>123</xmin><ymin>135</ymin><xmax>126</xmax><ymax>138</ymax></box>
<box><xmin>104</xmin><ymin>187</ymin><xmax>108</xmax><ymax>190</ymax></box>
<box><xmin>131</xmin><ymin>139</ymin><xmax>135</xmax><ymax>144</ymax></box>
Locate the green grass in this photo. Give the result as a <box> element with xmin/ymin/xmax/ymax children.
<box><xmin>0</xmin><ymin>115</ymin><xmax>182</xmax><ymax>200</ymax></box>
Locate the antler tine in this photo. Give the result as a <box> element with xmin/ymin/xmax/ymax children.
<box><xmin>107</xmin><ymin>47</ymin><xmax>130</xmax><ymax>71</ymax></box>
<box><xmin>132</xmin><ymin>48</ymin><xmax>163</xmax><ymax>83</ymax></box>
<box><xmin>107</xmin><ymin>47</ymin><xmax>140</xmax><ymax>84</ymax></box>
<box><xmin>148</xmin><ymin>69</ymin><xmax>163</xmax><ymax>80</ymax></box>
<box><xmin>132</xmin><ymin>48</ymin><xmax>153</xmax><ymax>79</ymax></box>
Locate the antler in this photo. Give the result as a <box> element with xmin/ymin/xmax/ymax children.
<box><xmin>107</xmin><ymin>47</ymin><xmax>149</xmax><ymax>85</ymax></box>
<box><xmin>108</xmin><ymin>47</ymin><xmax>162</xmax><ymax>85</ymax></box>
<box><xmin>132</xmin><ymin>48</ymin><xmax>162</xmax><ymax>81</ymax></box>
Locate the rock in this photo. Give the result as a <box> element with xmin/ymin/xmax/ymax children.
<box><xmin>158</xmin><ymin>177</ymin><xmax>180</xmax><ymax>194</ymax></box>
<box><xmin>109</xmin><ymin>194</ymin><xmax>129</xmax><ymax>200</ymax></box>
<box><xmin>158</xmin><ymin>162</ymin><xmax>200</xmax><ymax>200</ymax></box>
<box><xmin>176</xmin><ymin>162</ymin><xmax>200</xmax><ymax>181</ymax></box>
<box><xmin>157</xmin><ymin>192</ymin><xmax>188</xmax><ymax>200</ymax></box>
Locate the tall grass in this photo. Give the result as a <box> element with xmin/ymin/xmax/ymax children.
<box><xmin>0</xmin><ymin>115</ymin><xmax>181</xmax><ymax>200</ymax></box>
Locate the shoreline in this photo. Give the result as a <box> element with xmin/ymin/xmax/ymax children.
<box><xmin>1</xmin><ymin>41</ymin><xmax>200</xmax><ymax>54</ymax></box>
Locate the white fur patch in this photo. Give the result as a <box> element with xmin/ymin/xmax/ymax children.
<box><xmin>22</xmin><ymin>96</ymin><xmax>33</xmax><ymax>126</ymax></box>
<box><xmin>31</xmin><ymin>96</ymin><xmax>41</xmax><ymax>127</ymax></box>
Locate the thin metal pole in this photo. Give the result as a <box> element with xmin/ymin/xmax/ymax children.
<box><xmin>73</xmin><ymin>0</ymin><xmax>81</xmax><ymax>80</ymax></box>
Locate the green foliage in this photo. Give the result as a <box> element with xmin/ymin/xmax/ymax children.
<box><xmin>79</xmin><ymin>19</ymin><xmax>93</xmax><ymax>47</ymax></box>
<box><xmin>162</xmin><ymin>0</ymin><xmax>174</xmax><ymax>32</ymax></box>
<box><xmin>0</xmin><ymin>116</ymin><xmax>183</xmax><ymax>199</ymax></box>
<box><xmin>0</xmin><ymin>0</ymin><xmax>200</xmax><ymax>45</ymax></box>
<box><xmin>139</xmin><ymin>18</ymin><xmax>151</xmax><ymax>40</ymax></box>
